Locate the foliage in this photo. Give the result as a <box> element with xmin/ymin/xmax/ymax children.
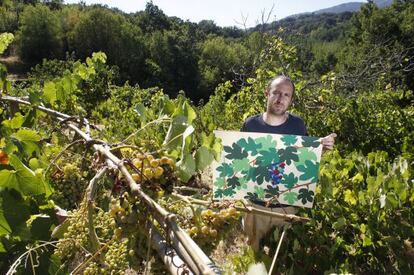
<box><xmin>1</xmin><ymin>1</ymin><xmax>414</xmax><ymax>273</ymax></box>
<box><xmin>16</xmin><ymin>4</ymin><xmax>63</xmax><ymax>62</ymax></box>
<box><xmin>275</xmin><ymin>150</ymin><xmax>414</xmax><ymax>273</ymax></box>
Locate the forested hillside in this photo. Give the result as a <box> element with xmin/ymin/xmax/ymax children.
<box><xmin>0</xmin><ymin>0</ymin><xmax>413</xmax><ymax>274</ymax></box>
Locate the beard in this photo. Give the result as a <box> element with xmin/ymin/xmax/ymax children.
<box><xmin>267</xmin><ymin>102</ymin><xmax>288</xmax><ymax>116</ymax></box>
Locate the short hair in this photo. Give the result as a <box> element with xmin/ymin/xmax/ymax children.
<box><xmin>265</xmin><ymin>75</ymin><xmax>295</xmax><ymax>95</ymax></box>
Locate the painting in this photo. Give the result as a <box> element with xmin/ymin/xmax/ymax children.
<box><xmin>212</xmin><ymin>130</ymin><xmax>323</xmax><ymax>208</ymax></box>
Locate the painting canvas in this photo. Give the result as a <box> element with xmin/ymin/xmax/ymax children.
<box><xmin>212</xmin><ymin>130</ymin><xmax>323</xmax><ymax>208</ymax></box>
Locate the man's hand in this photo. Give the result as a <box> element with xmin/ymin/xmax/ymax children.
<box><xmin>321</xmin><ymin>133</ymin><xmax>337</xmax><ymax>151</ymax></box>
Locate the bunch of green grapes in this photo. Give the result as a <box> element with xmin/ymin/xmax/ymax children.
<box><xmin>54</xmin><ymin>200</ymin><xmax>89</xmax><ymax>260</ymax></box>
<box><xmin>187</xmin><ymin>207</ymin><xmax>240</xmax><ymax>245</ymax></box>
<box><xmin>83</xmin><ymin>239</ymin><xmax>129</xmax><ymax>275</ymax></box>
<box><xmin>129</xmin><ymin>154</ymin><xmax>177</xmax><ymax>197</ymax></box>
<box><xmin>109</xmin><ymin>192</ymin><xmax>143</xmax><ymax>230</ymax></box>
<box><xmin>54</xmin><ymin>200</ymin><xmax>115</xmax><ymax>262</ymax></box>
<box><xmin>50</xmin><ymin>162</ymin><xmax>87</xmax><ymax>209</ymax></box>
<box><xmin>161</xmin><ymin>197</ymin><xmax>241</xmax><ymax>247</ymax></box>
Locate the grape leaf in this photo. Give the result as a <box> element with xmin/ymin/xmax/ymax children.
<box><xmin>297</xmin><ymin>147</ymin><xmax>317</xmax><ymax>166</ymax></box>
<box><xmin>227</xmin><ymin>176</ymin><xmax>241</xmax><ymax>189</ymax></box>
<box><xmin>281</xmin><ymin>135</ymin><xmax>298</xmax><ymax>146</ymax></box>
<box><xmin>0</xmin><ymin>190</ymin><xmax>31</xmax><ymax>240</ymax></box>
<box><xmin>283</xmin><ymin>192</ymin><xmax>298</xmax><ymax>204</ymax></box>
<box><xmin>0</xmin><ymin>155</ymin><xmax>52</xmax><ymax>196</ymax></box>
<box><xmin>176</xmin><ymin>153</ymin><xmax>196</xmax><ymax>182</ymax></box>
<box><xmin>223</xmin><ymin>143</ymin><xmax>248</xmax><ymax>160</ymax></box>
<box><xmin>216</xmin><ymin>163</ymin><xmax>234</xmax><ymax>177</ymax></box>
<box><xmin>11</xmin><ymin>129</ymin><xmax>42</xmax><ymax>157</ymax></box>
<box><xmin>264</xmin><ymin>184</ymin><xmax>280</xmax><ymax>198</ymax></box>
<box><xmin>278</xmin><ymin>146</ymin><xmax>298</xmax><ymax>165</ymax></box>
<box><xmin>43</xmin><ymin>81</ymin><xmax>57</xmax><ymax>105</ymax></box>
<box><xmin>301</xmin><ymin>136</ymin><xmax>321</xmax><ymax>148</ymax></box>
<box><xmin>282</xmin><ymin>173</ymin><xmax>298</xmax><ymax>189</ymax></box>
<box><xmin>256</xmin><ymin>148</ymin><xmax>279</xmax><ymax>166</ymax></box>
<box><xmin>297</xmin><ymin>160</ymin><xmax>320</xmax><ymax>183</ymax></box>
<box><xmin>232</xmin><ymin>158</ymin><xmax>250</xmax><ymax>172</ymax></box>
<box><xmin>298</xmin><ymin>188</ymin><xmax>314</xmax><ymax>204</ymax></box>
<box><xmin>255</xmin><ymin>135</ymin><xmax>277</xmax><ymax>151</ymax></box>
<box><xmin>237</xmin><ymin>137</ymin><xmax>262</xmax><ymax>156</ymax></box>
<box><xmin>195</xmin><ymin>146</ymin><xmax>214</xmax><ymax>171</ymax></box>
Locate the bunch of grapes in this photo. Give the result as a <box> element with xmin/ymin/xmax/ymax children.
<box><xmin>54</xmin><ymin>201</ymin><xmax>89</xmax><ymax>260</ymax></box>
<box><xmin>55</xmin><ymin>197</ymin><xmax>135</xmax><ymax>273</ymax></box>
<box><xmin>109</xmin><ymin>192</ymin><xmax>143</xmax><ymax>230</ymax></box>
<box><xmin>188</xmin><ymin>207</ymin><xmax>240</xmax><ymax>243</ymax></box>
<box><xmin>129</xmin><ymin>154</ymin><xmax>176</xmax><ymax>196</ymax></box>
<box><xmin>82</xmin><ymin>238</ymin><xmax>129</xmax><ymax>275</ymax></box>
<box><xmin>54</xmin><ymin>199</ymin><xmax>115</xmax><ymax>259</ymax></box>
<box><xmin>50</xmin><ymin>162</ymin><xmax>87</xmax><ymax>209</ymax></box>
<box><xmin>268</xmin><ymin>162</ymin><xmax>286</xmax><ymax>186</ymax></box>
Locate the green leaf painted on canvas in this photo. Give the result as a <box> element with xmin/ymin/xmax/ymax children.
<box><xmin>227</xmin><ymin>176</ymin><xmax>241</xmax><ymax>189</ymax></box>
<box><xmin>223</xmin><ymin>187</ymin><xmax>236</xmax><ymax>197</ymax></box>
<box><xmin>301</xmin><ymin>136</ymin><xmax>321</xmax><ymax>148</ymax></box>
<box><xmin>252</xmin><ymin>166</ymin><xmax>270</xmax><ymax>185</ymax></box>
<box><xmin>298</xmin><ymin>188</ymin><xmax>314</xmax><ymax>204</ymax></box>
<box><xmin>214</xmin><ymin>189</ymin><xmax>224</xmax><ymax>198</ymax></box>
<box><xmin>297</xmin><ymin>160</ymin><xmax>320</xmax><ymax>183</ymax></box>
<box><xmin>297</xmin><ymin>147</ymin><xmax>317</xmax><ymax>166</ymax></box>
<box><xmin>256</xmin><ymin>148</ymin><xmax>279</xmax><ymax>166</ymax></box>
<box><xmin>223</xmin><ymin>143</ymin><xmax>248</xmax><ymax>160</ymax></box>
<box><xmin>281</xmin><ymin>135</ymin><xmax>298</xmax><ymax>146</ymax></box>
<box><xmin>254</xmin><ymin>186</ymin><xmax>265</xmax><ymax>199</ymax></box>
<box><xmin>232</xmin><ymin>158</ymin><xmax>250</xmax><ymax>172</ymax></box>
<box><xmin>216</xmin><ymin>163</ymin><xmax>234</xmax><ymax>177</ymax></box>
<box><xmin>282</xmin><ymin>173</ymin><xmax>298</xmax><ymax>189</ymax></box>
<box><xmin>214</xmin><ymin>177</ymin><xmax>226</xmax><ymax>189</ymax></box>
<box><xmin>255</xmin><ymin>135</ymin><xmax>277</xmax><ymax>151</ymax></box>
<box><xmin>237</xmin><ymin>137</ymin><xmax>262</xmax><ymax>156</ymax></box>
<box><xmin>236</xmin><ymin>177</ymin><xmax>248</xmax><ymax>190</ymax></box>
<box><xmin>264</xmin><ymin>185</ymin><xmax>280</xmax><ymax>198</ymax></box>
<box><xmin>283</xmin><ymin>192</ymin><xmax>298</xmax><ymax>204</ymax></box>
<box><xmin>278</xmin><ymin>146</ymin><xmax>298</xmax><ymax>165</ymax></box>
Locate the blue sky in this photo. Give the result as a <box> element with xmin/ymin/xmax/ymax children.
<box><xmin>64</xmin><ymin>0</ymin><xmax>367</xmax><ymax>28</ymax></box>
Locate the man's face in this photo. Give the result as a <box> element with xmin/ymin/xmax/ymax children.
<box><xmin>265</xmin><ymin>79</ymin><xmax>294</xmax><ymax>116</ymax></box>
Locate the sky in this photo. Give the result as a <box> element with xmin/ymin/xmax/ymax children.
<box><xmin>64</xmin><ymin>0</ymin><xmax>367</xmax><ymax>28</ymax></box>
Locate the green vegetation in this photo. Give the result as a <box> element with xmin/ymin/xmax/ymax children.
<box><xmin>0</xmin><ymin>0</ymin><xmax>413</xmax><ymax>274</ymax></box>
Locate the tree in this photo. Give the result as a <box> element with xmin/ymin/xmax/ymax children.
<box><xmin>198</xmin><ymin>36</ymin><xmax>251</xmax><ymax>95</ymax></box>
<box><xmin>17</xmin><ymin>4</ymin><xmax>63</xmax><ymax>62</ymax></box>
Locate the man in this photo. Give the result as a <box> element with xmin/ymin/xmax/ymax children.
<box><xmin>241</xmin><ymin>75</ymin><xmax>336</xmax><ymax>250</ymax></box>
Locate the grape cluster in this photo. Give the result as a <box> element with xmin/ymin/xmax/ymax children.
<box><xmin>269</xmin><ymin>162</ymin><xmax>286</xmax><ymax>186</ymax></box>
<box><xmin>129</xmin><ymin>154</ymin><xmax>176</xmax><ymax>196</ymax></box>
<box><xmin>82</xmin><ymin>238</ymin><xmax>129</xmax><ymax>275</ymax></box>
<box><xmin>54</xmin><ymin>197</ymin><xmax>134</xmax><ymax>274</ymax></box>
<box><xmin>109</xmin><ymin>192</ymin><xmax>143</xmax><ymax>230</ymax></box>
<box><xmin>50</xmin><ymin>163</ymin><xmax>87</xmax><ymax>209</ymax></box>
<box><xmin>188</xmin><ymin>207</ymin><xmax>240</xmax><ymax>242</ymax></box>
<box><xmin>55</xmin><ymin>201</ymin><xmax>89</xmax><ymax>260</ymax></box>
